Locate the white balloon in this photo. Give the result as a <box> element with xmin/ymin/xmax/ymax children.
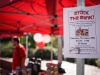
<box><xmin>34</xmin><ymin>33</ymin><xmax>43</xmax><ymax>42</ymax></box>
<box><xmin>43</xmin><ymin>34</ymin><xmax>51</xmax><ymax>43</ymax></box>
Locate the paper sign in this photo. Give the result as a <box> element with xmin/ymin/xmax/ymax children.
<box><xmin>63</xmin><ymin>5</ymin><xmax>100</xmax><ymax>58</ymax></box>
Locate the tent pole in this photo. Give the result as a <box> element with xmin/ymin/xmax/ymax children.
<box><xmin>26</xmin><ymin>35</ymin><xmax>28</xmax><ymax>58</ymax></box>
<box><xmin>57</xmin><ymin>35</ymin><xmax>62</xmax><ymax>67</ymax></box>
<box><xmin>0</xmin><ymin>38</ymin><xmax>2</xmax><ymax>68</ymax></box>
<box><xmin>50</xmin><ymin>34</ymin><xmax>53</xmax><ymax>62</ymax></box>
<box><xmin>76</xmin><ymin>0</ymin><xmax>85</xmax><ymax>75</ymax></box>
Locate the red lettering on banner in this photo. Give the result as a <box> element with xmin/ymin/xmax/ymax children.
<box><xmin>80</xmin><ymin>15</ymin><xmax>94</xmax><ymax>20</ymax></box>
<box><xmin>74</xmin><ymin>11</ymin><xmax>89</xmax><ymax>15</ymax></box>
<box><xmin>70</xmin><ymin>16</ymin><xmax>79</xmax><ymax>20</ymax></box>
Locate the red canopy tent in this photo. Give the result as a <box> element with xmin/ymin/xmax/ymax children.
<box><xmin>0</xmin><ymin>0</ymin><xmax>77</xmax><ymax>36</ymax></box>
<box><xmin>0</xmin><ymin>1</ymin><xmax>100</xmax><ymax>74</ymax></box>
<box><xmin>0</xmin><ymin>29</ymin><xmax>27</xmax><ymax>38</ymax></box>
<box><xmin>0</xmin><ymin>0</ymin><xmax>100</xmax><ymax>37</ymax></box>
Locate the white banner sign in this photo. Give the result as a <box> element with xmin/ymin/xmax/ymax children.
<box><xmin>63</xmin><ymin>5</ymin><xmax>100</xmax><ymax>58</ymax></box>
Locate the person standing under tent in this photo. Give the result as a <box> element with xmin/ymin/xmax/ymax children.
<box><xmin>11</xmin><ymin>36</ymin><xmax>26</xmax><ymax>72</ymax></box>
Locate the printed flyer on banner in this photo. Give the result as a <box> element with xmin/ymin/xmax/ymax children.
<box><xmin>63</xmin><ymin>5</ymin><xmax>100</xmax><ymax>58</ymax></box>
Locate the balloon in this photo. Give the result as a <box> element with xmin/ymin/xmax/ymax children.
<box><xmin>34</xmin><ymin>33</ymin><xmax>43</xmax><ymax>42</ymax></box>
<box><xmin>36</xmin><ymin>42</ymin><xmax>45</xmax><ymax>49</ymax></box>
<box><xmin>43</xmin><ymin>34</ymin><xmax>51</xmax><ymax>43</ymax></box>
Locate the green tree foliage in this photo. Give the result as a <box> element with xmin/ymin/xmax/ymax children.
<box><xmin>20</xmin><ymin>36</ymin><xmax>26</xmax><ymax>47</ymax></box>
<box><xmin>53</xmin><ymin>36</ymin><xmax>58</xmax><ymax>48</ymax></box>
<box><xmin>28</xmin><ymin>34</ymin><xmax>36</xmax><ymax>48</ymax></box>
<box><xmin>20</xmin><ymin>34</ymin><xmax>36</xmax><ymax>48</ymax></box>
<box><xmin>96</xmin><ymin>59</ymin><xmax>100</xmax><ymax>68</ymax></box>
<box><xmin>0</xmin><ymin>42</ymin><xmax>13</xmax><ymax>57</ymax></box>
<box><xmin>45</xmin><ymin>36</ymin><xmax>58</xmax><ymax>48</ymax></box>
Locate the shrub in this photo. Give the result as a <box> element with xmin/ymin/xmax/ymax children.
<box><xmin>96</xmin><ymin>59</ymin><xmax>100</xmax><ymax>68</ymax></box>
<box><xmin>0</xmin><ymin>42</ymin><xmax>13</xmax><ymax>57</ymax></box>
<box><xmin>66</xmin><ymin>58</ymin><xmax>75</xmax><ymax>63</ymax></box>
<box><xmin>33</xmin><ymin>49</ymin><xmax>57</xmax><ymax>60</ymax></box>
<box><xmin>28</xmin><ymin>48</ymin><xmax>34</xmax><ymax>58</ymax></box>
<box><xmin>85</xmin><ymin>59</ymin><xmax>97</xmax><ymax>66</ymax></box>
